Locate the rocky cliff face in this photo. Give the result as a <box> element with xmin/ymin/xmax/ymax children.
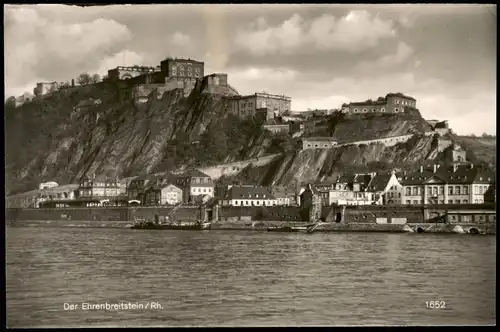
<box><xmin>5</xmin><ymin>81</ymin><xmax>273</xmax><ymax>195</ymax></box>
<box><xmin>230</xmin><ymin>134</ymin><xmax>437</xmax><ymax>187</ymax></box>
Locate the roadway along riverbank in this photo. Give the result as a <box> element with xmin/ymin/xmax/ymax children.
<box><xmin>6</xmin><ymin>220</ymin><xmax>495</xmax><ymax>235</ymax></box>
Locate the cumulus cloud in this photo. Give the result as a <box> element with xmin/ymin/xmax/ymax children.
<box><xmin>355</xmin><ymin>42</ymin><xmax>414</xmax><ymax>71</ymax></box>
<box><xmin>94</xmin><ymin>51</ymin><xmax>146</xmax><ymax>77</ymax></box>
<box><xmin>233</xmin><ymin>10</ymin><xmax>397</xmax><ymax>56</ymax></box>
<box><xmin>4</xmin><ymin>5</ymin><xmax>133</xmax><ymax>96</ymax></box>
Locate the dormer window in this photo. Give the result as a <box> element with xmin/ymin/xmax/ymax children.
<box><xmin>363</xmin><ymin>108</ymin><xmax>367</xmax><ymax>113</ymax></box>
<box><xmin>395</xmin><ymin>108</ymin><xmax>399</xmax><ymax>112</ymax></box>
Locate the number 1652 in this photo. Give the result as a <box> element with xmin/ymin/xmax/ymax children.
<box><xmin>426</xmin><ymin>301</ymin><xmax>446</xmax><ymax>309</ymax></box>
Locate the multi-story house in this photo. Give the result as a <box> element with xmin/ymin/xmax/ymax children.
<box><xmin>79</xmin><ymin>174</ymin><xmax>121</xmax><ymax>198</ymax></box>
<box><xmin>127</xmin><ymin>174</ymin><xmax>170</xmax><ymax>204</ymax></box>
<box><xmin>160</xmin><ymin>57</ymin><xmax>204</xmax><ymax>80</ymax></box>
<box><xmin>227</xmin><ymin>92</ymin><xmax>291</xmax><ymax>118</ymax></box>
<box><xmin>144</xmin><ymin>183</ymin><xmax>183</xmax><ymax>206</ymax></box>
<box><xmin>271</xmin><ymin>186</ymin><xmax>297</xmax><ymax>206</ymax></box>
<box><xmin>401</xmin><ymin>163</ymin><xmax>495</xmax><ymax>205</ymax></box>
<box><xmin>341</xmin><ymin>92</ymin><xmax>417</xmax><ymax>116</ymax></box>
<box><xmin>325</xmin><ymin>173</ymin><xmax>376</xmax><ymax>206</ymax></box>
<box><xmin>220</xmin><ymin>185</ymin><xmax>277</xmax><ymax>207</ymax></box>
<box><xmin>365</xmin><ymin>171</ymin><xmax>403</xmax><ymax>205</ymax></box>
<box><xmin>175</xmin><ymin>169</ymin><xmax>214</xmax><ymax>203</ymax></box>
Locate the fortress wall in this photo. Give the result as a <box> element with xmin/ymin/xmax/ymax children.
<box><xmin>200</xmin><ymin>154</ymin><xmax>281</xmax><ymax>179</ymax></box>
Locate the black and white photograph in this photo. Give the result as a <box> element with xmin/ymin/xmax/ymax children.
<box><xmin>5</xmin><ymin>3</ymin><xmax>496</xmax><ymax>327</ymax></box>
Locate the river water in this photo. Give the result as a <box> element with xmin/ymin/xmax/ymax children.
<box><xmin>6</xmin><ymin>226</ymin><xmax>496</xmax><ymax>327</ymax></box>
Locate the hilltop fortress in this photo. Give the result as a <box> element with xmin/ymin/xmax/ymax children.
<box><xmin>341</xmin><ymin>93</ymin><xmax>417</xmax><ymax>115</ymax></box>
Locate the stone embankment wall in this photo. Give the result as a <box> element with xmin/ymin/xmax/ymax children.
<box><xmin>6</xmin><ymin>205</ymin><xmax>303</xmax><ymax>223</ymax></box>
<box><xmin>302</xmin><ymin>132</ymin><xmax>435</xmax><ymax>150</ymax></box>
<box><xmin>199</xmin><ymin>153</ymin><xmax>281</xmax><ymax>180</ymax></box>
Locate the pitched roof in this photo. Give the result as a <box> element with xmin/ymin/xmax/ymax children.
<box><xmin>271</xmin><ymin>186</ymin><xmax>296</xmax><ymax>198</ymax></box>
<box><xmin>337</xmin><ymin>174</ymin><xmax>356</xmax><ymax>184</ymax></box>
<box><xmin>146</xmin><ymin>183</ymin><xmax>181</xmax><ymax>192</ymax></box>
<box><xmin>348</xmin><ymin>100</ymin><xmax>387</xmax><ymax>107</ymax></box>
<box><xmin>386</xmin><ymin>92</ymin><xmax>416</xmax><ymax>101</ymax></box>
<box><xmin>366</xmin><ymin>173</ymin><xmax>393</xmax><ymax>192</ymax></box>
<box><xmin>353</xmin><ymin>174</ymin><xmax>373</xmax><ymax>187</ymax></box>
<box><xmin>224</xmin><ymin>185</ymin><xmax>275</xmax><ymax>200</ymax></box>
<box><xmin>399</xmin><ymin>165</ymin><xmax>494</xmax><ymax>185</ymax></box>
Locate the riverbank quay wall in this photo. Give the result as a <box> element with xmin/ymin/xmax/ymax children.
<box><xmin>6</xmin><ymin>206</ymin><xmax>304</xmax><ymax>223</ymax></box>
<box><xmin>7</xmin><ymin>203</ymin><xmax>495</xmax><ymax>226</ymax></box>
<box><xmin>323</xmin><ymin>203</ymin><xmax>496</xmax><ymax>224</ymax></box>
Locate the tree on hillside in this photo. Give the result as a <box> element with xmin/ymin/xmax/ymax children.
<box><xmin>5</xmin><ymin>96</ymin><xmax>16</xmax><ymax>107</ymax></box>
<box><xmin>90</xmin><ymin>74</ymin><xmax>101</xmax><ymax>84</ymax></box>
<box><xmin>59</xmin><ymin>81</ymin><xmax>70</xmax><ymax>89</ymax></box>
<box><xmin>77</xmin><ymin>73</ymin><xmax>92</xmax><ymax>86</ymax></box>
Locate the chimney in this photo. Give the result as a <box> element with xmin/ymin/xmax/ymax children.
<box><xmin>433</xmin><ymin>164</ymin><xmax>438</xmax><ymax>173</ymax></box>
<box><xmin>420</xmin><ymin>166</ymin><xmax>423</xmax><ymax>173</ymax></box>
<box><xmin>71</xmin><ymin>79</ymin><xmax>75</xmax><ymax>87</ymax></box>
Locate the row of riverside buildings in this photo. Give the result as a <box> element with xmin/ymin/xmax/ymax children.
<box><xmin>32</xmin><ymin>160</ymin><xmax>494</xmax><ymax>209</ymax></box>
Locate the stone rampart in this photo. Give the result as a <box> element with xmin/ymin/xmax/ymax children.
<box><xmin>199</xmin><ymin>154</ymin><xmax>281</xmax><ymax>179</ymax></box>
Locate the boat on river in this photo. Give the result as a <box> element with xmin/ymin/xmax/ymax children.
<box><xmin>267</xmin><ymin>223</ymin><xmax>314</xmax><ymax>232</ymax></box>
<box><xmin>267</xmin><ymin>225</ymin><xmax>300</xmax><ymax>232</ymax></box>
<box><xmin>129</xmin><ymin>217</ymin><xmax>211</xmax><ymax>230</ymax></box>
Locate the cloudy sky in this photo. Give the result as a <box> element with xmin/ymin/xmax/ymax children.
<box><xmin>4</xmin><ymin>4</ymin><xmax>496</xmax><ymax>135</ymax></box>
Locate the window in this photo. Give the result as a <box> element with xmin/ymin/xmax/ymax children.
<box><xmin>463</xmin><ymin>186</ymin><xmax>468</xmax><ymax>195</ymax></box>
<box><xmin>406</xmin><ymin>200</ymin><xmax>411</xmax><ymax>204</ymax></box>
<box><xmin>462</xmin><ymin>200</ymin><xmax>468</xmax><ymax>204</ymax></box>
<box><xmin>372</xmin><ymin>108</ymin><xmax>376</xmax><ymax>112</ymax></box>
<box><xmin>440</xmin><ymin>187</ymin><xmax>444</xmax><ymax>195</ymax></box>
<box><xmin>405</xmin><ymin>188</ymin><xmax>411</xmax><ymax>196</ymax></box>
<box><xmin>188</xmin><ymin>72</ymin><xmax>192</xmax><ymax>77</ymax></box>
<box><xmin>413</xmin><ymin>200</ymin><xmax>418</xmax><ymax>204</ymax></box>
<box><xmin>195</xmin><ymin>73</ymin><xmax>200</xmax><ymax>77</ymax></box>
<box><xmin>395</xmin><ymin>108</ymin><xmax>399</xmax><ymax>112</ymax></box>
<box><xmin>433</xmin><ymin>187</ymin><xmax>438</xmax><ymax>196</ymax></box>
<box><xmin>354</xmin><ymin>108</ymin><xmax>359</xmax><ymax>113</ymax></box>
<box><xmin>455</xmin><ymin>186</ymin><xmax>460</xmax><ymax>195</ymax></box>
<box><xmin>455</xmin><ymin>200</ymin><xmax>460</xmax><ymax>204</ymax></box>
<box><xmin>381</xmin><ymin>108</ymin><xmax>385</xmax><ymax>112</ymax></box>
<box><xmin>448</xmin><ymin>200</ymin><xmax>453</xmax><ymax>204</ymax></box>
<box><xmin>412</xmin><ymin>187</ymin><xmax>418</xmax><ymax>196</ymax></box>
<box><xmin>395</xmin><ymin>100</ymin><xmax>400</xmax><ymax>104</ymax></box>
<box><xmin>363</xmin><ymin>108</ymin><xmax>367</xmax><ymax>113</ymax></box>
<box><xmin>188</xmin><ymin>67</ymin><xmax>192</xmax><ymax>72</ymax></box>
<box><xmin>427</xmin><ymin>187</ymin><xmax>432</xmax><ymax>195</ymax></box>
